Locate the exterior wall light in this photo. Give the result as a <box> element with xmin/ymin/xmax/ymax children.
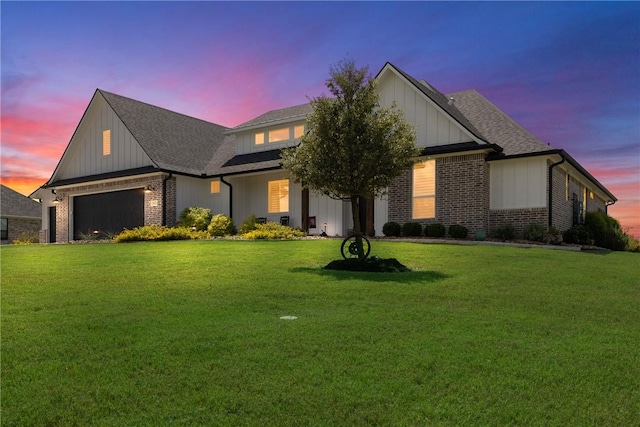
<box><xmin>144</xmin><ymin>185</ymin><xmax>155</xmax><ymax>193</ymax></box>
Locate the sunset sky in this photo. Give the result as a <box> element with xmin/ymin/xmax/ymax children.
<box><xmin>2</xmin><ymin>2</ymin><xmax>639</xmax><ymax>236</ymax></box>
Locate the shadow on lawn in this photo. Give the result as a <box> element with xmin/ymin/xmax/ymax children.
<box><xmin>289</xmin><ymin>267</ymin><xmax>450</xmax><ymax>283</ymax></box>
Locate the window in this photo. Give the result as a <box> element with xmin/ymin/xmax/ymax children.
<box><xmin>268</xmin><ymin>128</ymin><xmax>289</xmax><ymax>143</ymax></box>
<box><xmin>255</xmin><ymin>132</ymin><xmax>265</xmax><ymax>145</ymax></box>
<box><xmin>589</xmin><ymin>191</ymin><xmax>594</xmax><ymax>200</ymax></box>
<box><xmin>268</xmin><ymin>179</ymin><xmax>289</xmax><ymax>213</ymax></box>
<box><xmin>102</xmin><ymin>130</ymin><xmax>111</xmax><ymax>156</ymax></box>
<box><xmin>294</xmin><ymin>125</ymin><xmax>304</xmax><ymax>139</ymax></box>
<box><xmin>412</xmin><ymin>160</ymin><xmax>436</xmax><ymax>219</ymax></box>
<box><xmin>565</xmin><ymin>173</ymin><xmax>570</xmax><ymax>201</ymax></box>
<box><xmin>210</xmin><ymin>180</ymin><xmax>220</xmax><ymax>194</ymax></box>
<box><xmin>1</xmin><ymin>218</ymin><xmax>8</xmax><ymax>240</ymax></box>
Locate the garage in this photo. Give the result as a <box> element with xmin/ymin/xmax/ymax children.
<box><xmin>73</xmin><ymin>188</ymin><xmax>144</xmax><ymax>239</ymax></box>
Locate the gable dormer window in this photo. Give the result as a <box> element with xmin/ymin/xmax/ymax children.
<box><xmin>102</xmin><ymin>130</ymin><xmax>111</xmax><ymax>156</ymax></box>
<box><xmin>294</xmin><ymin>125</ymin><xmax>304</xmax><ymax>139</ymax></box>
<box><xmin>255</xmin><ymin>132</ymin><xmax>265</xmax><ymax>145</ymax></box>
<box><xmin>268</xmin><ymin>128</ymin><xmax>289</xmax><ymax>143</ymax></box>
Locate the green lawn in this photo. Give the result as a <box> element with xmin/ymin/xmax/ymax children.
<box><xmin>2</xmin><ymin>240</ymin><xmax>638</xmax><ymax>426</ymax></box>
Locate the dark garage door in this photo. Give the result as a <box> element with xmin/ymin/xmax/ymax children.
<box><xmin>74</xmin><ymin>189</ymin><xmax>144</xmax><ymax>239</ymax></box>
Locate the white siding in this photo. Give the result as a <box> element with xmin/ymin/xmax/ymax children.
<box><xmin>490</xmin><ymin>158</ymin><xmax>547</xmax><ymax>209</ymax></box>
<box><xmin>229</xmin><ymin>172</ymin><xmax>301</xmax><ymax>227</ymax></box>
<box><xmin>377</xmin><ymin>71</ymin><xmax>470</xmax><ymax>147</ymax></box>
<box><xmin>55</xmin><ymin>95</ymin><xmax>153</xmax><ymax>180</ymax></box>
<box><xmin>309</xmin><ymin>193</ymin><xmax>344</xmax><ymax>236</ymax></box>
<box><xmin>175</xmin><ymin>176</ymin><xmax>230</xmax><ymax>221</ymax></box>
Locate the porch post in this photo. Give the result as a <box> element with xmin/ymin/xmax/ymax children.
<box><xmin>301</xmin><ymin>188</ymin><xmax>309</xmax><ymax>231</ymax></box>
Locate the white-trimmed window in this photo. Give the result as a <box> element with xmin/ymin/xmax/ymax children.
<box><xmin>255</xmin><ymin>132</ymin><xmax>265</xmax><ymax>145</ymax></box>
<box><xmin>210</xmin><ymin>180</ymin><xmax>220</xmax><ymax>194</ymax></box>
<box><xmin>412</xmin><ymin>160</ymin><xmax>436</xmax><ymax>219</ymax></box>
<box><xmin>294</xmin><ymin>125</ymin><xmax>304</xmax><ymax>139</ymax></box>
<box><xmin>268</xmin><ymin>128</ymin><xmax>289</xmax><ymax>143</ymax></box>
<box><xmin>102</xmin><ymin>130</ymin><xmax>111</xmax><ymax>156</ymax></box>
<box><xmin>268</xmin><ymin>179</ymin><xmax>289</xmax><ymax>213</ymax></box>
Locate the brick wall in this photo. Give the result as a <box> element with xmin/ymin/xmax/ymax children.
<box><xmin>51</xmin><ymin>174</ymin><xmax>175</xmax><ymax>242</ymax></box>
<box><xmin>488</xmin><ymin>208</ymin><xmax>548</xmax><ymax>238</ymax></box>
<box><xmin>388</xmin><ymin>153</ymin><xmax>490</xmax><ymax>236</ymax></box>
<box><xmin>1</xmin><ymin>218</ymin><xmax>41</xmax><ymax>244</ymax></box>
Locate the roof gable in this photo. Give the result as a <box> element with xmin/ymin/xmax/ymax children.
<box><xmin>376</xmin><ymin>62</ymin><xmax>487</xmax><ymax>144</ymax></box>
<box><xmin>100</xmin><ymin>90</ymin><xmax>229</xmax><ymax>176</ymax></box>
<box><xmin>1</xmin><ymin>185</ymin><xmax>41</xmax><ymax>218</ymax></box>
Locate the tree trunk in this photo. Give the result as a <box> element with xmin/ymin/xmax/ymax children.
<box><xmin>350</xmin><ymin>195</ymin><xmax>364</xmax><ymax>259</ymax></box>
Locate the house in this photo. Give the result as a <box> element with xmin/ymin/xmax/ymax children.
<box><xmin>1</xmin><ymin>184</ymin><xmax>42</xmax><ymax>244</ymax></box>
<box><xmin>34</xmin><ymin>62</ymin><xmax>616</xmax><ymax>243</ymax></box>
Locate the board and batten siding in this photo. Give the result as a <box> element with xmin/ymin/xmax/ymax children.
<box><xmin>175</xmin><ymin>176</ymin><xmax>230</xmax><ymax>221</ymax></box>
<box><xmin>55</xmin><ymin>95</ymin><xmax>153</xmax><ymax>181</ymax></box>
<box><xmin>489</xmin><ymin>158</ymin><xmax>547</xmax><ymax>209</ymax></box>
<box><xmin>308</xmin><ymin>193</ymin><xmax>345</xmax><ymax>236</ymax></box>
<box><xmin>377</xmin><ymin>71</ymin><xmax>470</xmax><ymax>147</ymax></box>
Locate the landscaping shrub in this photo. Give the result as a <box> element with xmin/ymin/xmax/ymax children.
<box><xmin>523</xmin><ymin>223</ymin><xmax>546</xmax><ymax>242</ymax></box>
<box><xmin>382</xmin><ymin>221</ymin><xmax>401</xmax><ymax>237</ymax></box>
<box><xmin>448</xmin><ymin>224</ymin><xmax>469</xmax><ymax>239</ymax></box>
<box><xmin>114</xmin><ymin>225</ymin><xmax>194</xmax><ymax>242</ymax></box>
<box><xmin>424</xmin><ymin>223</ymin><xmax>446</xmax><ymax>238</ymax></box>
<box><xmin>563</xmin><ymin>225</ymin><xmax>592</xmax><ymax>245</ymax></box>
<box><xmin>542</xmin><ymin>226</ymin><xmax>563</xmax><ymax>245</ymax></box>
<box><xmin>12</xmin><ymin>231</ymin><xmax>40</xmax><ymax>245</ymax></box>
<box><xmin>401</xmin><ymin>222</ymin><xmax>422</xmax><ymax>237</ymax></box>
<box><xmin>584</xmin><ymin>211</ymin><xmax>627</xmax><ymax>251</ymax></box>
<box><xmin>493</xmin><ymin>223</ymin><xmax>516</xmax><ymax>240</ymax></box>
<box><xmin>242</xmin><ymin>222</ymin><xmax>306</xmax><ymax>240</ymax></box>
<box><xmin>178</xmin><ymin>206</ymin><xmax>212</xmax><ymax>231</ymax></box>
<box><xmin>238</xmin><ymin>214</ymin><xmax>259</xmax><ymax>234</ymax></box>
<box><xmin>208</xmin><ymin>214</ymin><xmax>236</xmax><ymax>237</ymax></box>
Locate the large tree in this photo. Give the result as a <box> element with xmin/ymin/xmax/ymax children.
<box><xmin>281</xmin><ymin>59</ymin><xmax>418</xmax><ymax>258</ymax></box>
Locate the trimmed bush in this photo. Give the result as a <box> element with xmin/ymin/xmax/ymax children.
<box><xmin>523</xmin><ymin>223</ymin><xmax>546</xmax><ymax>242</ymax></box>
<box><xmin>448</xmin><ymin>224</ymin><xmax>469</xmax><ymax>239</ymax></box>
<box><xmin>114</xmin><ymin>225</ymin><xmax>195</xmax><ymax>242</ymax></box>
<box><xmin>563</xmin><ymin>225</ymin><xmax>592</xmax><ymax>245</ymax></box>
<box><xmin>239</xmin><ymin>214</ymin><xmax>259</xmax><ymax>234</ymax></box>
<box><xmin>493</xmin><ymin>223</ymin><xmax>516</xmax><ymax>241</ymax></box>
<box><xmin>425</xmin><ymin>223</ymin><xmax>446</xmax><ymax>238</ymax></box>
<box><xmin>208</xmin><ymin>214</ymin><xmax>236</xmax><ymax>237</ymax></box>
<box><xmin>178</xmin><ymin>206</ymin><xmax>212</xmax><ymax>231</ymax></box>
<box><xmin>401</xmin><ymin>222</ymin><xmax>422</xmax><ymax>237</ymax></box>
<box><xmin>242</xmin><ymin>222</ymin><xmax>306</xmax><ymax>240</ymax></box>
<box><xmin>12</xmin><ymin>231</ymin><xmax>40</xmax><ymax>245</ymax></box>
<box><xmin>382</xmin><ymin>221</ymin><xmax>401</xmax><ymax>237</ymax></box>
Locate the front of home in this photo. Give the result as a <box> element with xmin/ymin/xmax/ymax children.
<box><xmin>34</xmin><ymin>62</ymin><xmax>615</xmax><ymax>243</ymax></box>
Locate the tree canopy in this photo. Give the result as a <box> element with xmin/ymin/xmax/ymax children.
<box><xmin>281</xmin><ymin>59</ymin><xmax>418</xmax><ymax>258</ymax></box>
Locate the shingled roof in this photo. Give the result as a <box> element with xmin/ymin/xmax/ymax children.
<box><xmin>1</xmin><ymin>185</ymin><xmax>41</xmax><ymax>219</ymax></box>
<box><xmin>99</xmin><ymin>90</ymin><xmax>230</xmax><ymax>176</ymax></box>
<box><xmin>448</xmin><ymin>89</ymin><xmax>553</xmax><ymax>156</ymax></box>
<box><xmin>231</xmin><ymin>103</ymin><xmax>312</xmax><ymax>132</ymax></box>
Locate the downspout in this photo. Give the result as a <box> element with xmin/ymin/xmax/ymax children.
<box><xmin>548</xmin><ymin>153</ymin><xmax>566</xmax><ymax>228</ymax></box>
<box><xmin>605</xmin><ymin>200</ymin><xmax>616</xmax><ymax>215</ymax></box>
<box><xmin>162</xmin><ymin>173</ymin><xmax>173</xmax><ymax>226</ymax></box>
<box><xmin>220</xmin><ymin>176</ymin><xmax>233</xmax><ymax>219</ymax></box>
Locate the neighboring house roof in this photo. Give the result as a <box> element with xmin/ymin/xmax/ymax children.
<box><xmin>1</xmin><ymin>185</ymin><xmax>41</xmax><ymax>219</ymax></box>
<box><xmin>99</xmin><ymin>90</ymin><xmax>230</xmax><ymax>176</ymax></box>
<box><xmin>448</xmin><ymin>89</ymin><xmax>552</xmax><ymax>156</ymax></box>
<box><xmin>230</xmin><ymin>103</ymin><xmax>312</xmax><ymax>133</ymax></box>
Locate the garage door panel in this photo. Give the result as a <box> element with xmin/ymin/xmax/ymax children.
<box><xmin>74</xmin><ymin>189</ymin><xmax>144</xmax><ymax>239</ymax></box>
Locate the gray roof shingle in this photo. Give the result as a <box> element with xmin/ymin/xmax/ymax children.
<box><xmin>230</xmin><ymin>103</ymin><xmax>312</xmax><ymax>132</ymax></box>
<box><xmin>1</xmin><ymin>185</ymin><xmax>41</xmax><ymax>218</ymax></box>
<box><xmin>447</xmin><ymin>89</ymin><xmax>553</xmax><ymax>156</ymax></box>
<box><xmin>100</xmin><ymin>90</ymin><xmax>230</xmax><ymax>176</ymax></box>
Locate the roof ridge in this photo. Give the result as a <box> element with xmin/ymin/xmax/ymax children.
<box><xmin>97</xmin><ymin>89</ymin><xmax>229</xmax><ymax>130</ymax></box>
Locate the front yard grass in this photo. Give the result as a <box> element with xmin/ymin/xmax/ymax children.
<box><xmin>1</xmin><ymin>240</ymin><xmax>638</xmax><ymax>425</ymax></box>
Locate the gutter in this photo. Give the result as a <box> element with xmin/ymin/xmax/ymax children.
<box><xmin>548</xmin><ymin>154</ymin><xmax>566</xmax><ymax>228</ymax></box>
<box><xmin>220</xmin><ymin>176</ymin><xmax>233</xmax><ymax>218</ymax></box>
